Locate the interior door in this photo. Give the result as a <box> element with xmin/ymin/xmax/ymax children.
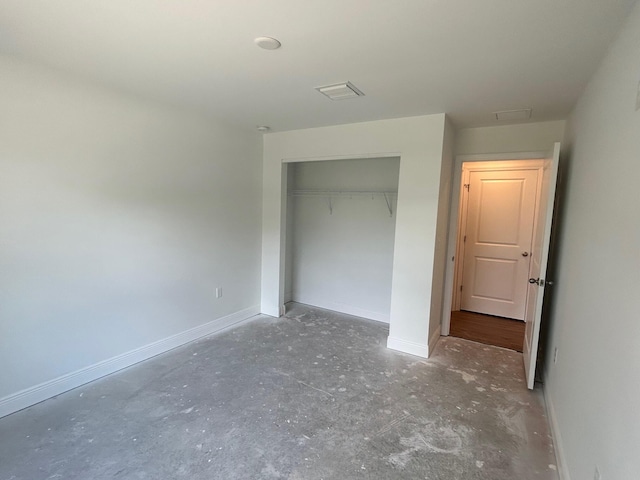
<box><xmin>523</xmin><ymin>143</ymin><xmax>561</xmax><ymax>389</ymax></box>
<box><xmin>461</xmin><ymin>168</ymin><xmax>539</xmax><ymax>320</ymax></box>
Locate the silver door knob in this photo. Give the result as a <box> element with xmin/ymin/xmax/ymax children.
<box><xmin>522</xmin><ymin>252</ymin><xmax>529</xmax><ymax>257</ymax></box>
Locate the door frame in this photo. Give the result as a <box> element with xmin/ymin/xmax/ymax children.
<box><xmin>441</xmin><ymin>151</ymin><xmax>547</xmax><ymax>336</ymax></box>
<box><xmin>453</xmin><ymin>159</ymin><xmax>546</xmax><ymax>315</ymax></box>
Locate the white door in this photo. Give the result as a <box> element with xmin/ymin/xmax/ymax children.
<box><xmin>523</xmin><ymin>143</ymin><xmax>560</xmax><ymax>389</ymax></box>
<box><xmin>461</xmin><ymin>168</ymin><xmax>539</xmax><ymax>320</ymax></box>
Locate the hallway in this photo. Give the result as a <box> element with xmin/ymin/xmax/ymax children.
<box><xmin>450</xmin><ymin>310</ymin><xmax>526</xmax><ymax>352</ymax></box>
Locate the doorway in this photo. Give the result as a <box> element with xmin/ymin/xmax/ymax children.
<box><xmin>450</xmin><ymin>159</ymin><xmax>546</xmax><ymax>349</ymax></box>
<box><xmin>441</xmin><ymin>145</ymin><xmax>560</xmax><ymax>388</ymax></box>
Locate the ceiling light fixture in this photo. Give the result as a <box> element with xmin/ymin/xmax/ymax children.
<box><xmin>254</xmin><ymin>37</ymin><xmax>281</xmax><ymax>50</ymax></box>
<box><xmin>256</xmin><ymin>125</ymin><xmax>270</xmax><ymax>132</ymax></box>
<box><xmin>493</xmin><ymin>108</ymin><xmax>532</xmax><ymax>121</ymax></box>
<box><xmin>315</xmin><ymin>81</ymin><xmax>365</xmax><ymax>100</ymax></box>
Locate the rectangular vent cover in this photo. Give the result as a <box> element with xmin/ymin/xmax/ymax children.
<box><xmin>494</xmin><ymin>108</ymin><xmax>532</xmax><ymax>121</ymax></box>
<box><xmin>316</xmin><ymin>81</ymin><xmax>365</xmax><ymax>100</ymax></box>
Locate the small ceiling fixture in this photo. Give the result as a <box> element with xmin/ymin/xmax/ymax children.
<box><xmin>256</xmin><ymin>125</ymin><xmax>270</xmax><ymax>132</ymax></box>
<box><xmin>254</xmin><ymin>37</ymin><xmax>281</xmax><ymax>50</ymax></box>
<box><xmin>493</xmin><ymin>108</ymin><xmax>532</xmax><ymax>121</ymax></box>
<box><xmin>316</xmin><ymin>81</ymin><xmax>365</xmax><ymax>100</ymax></box>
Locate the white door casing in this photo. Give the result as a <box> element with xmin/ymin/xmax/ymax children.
<box><xmin>523</xmin><ymin>143</ymin><xmax>560</xmax><ymax>389</ymax></box>
<box><xmin>460</xmin><ymin>165</ymin><xmax>541</xmax><ymax>320</ymax></box>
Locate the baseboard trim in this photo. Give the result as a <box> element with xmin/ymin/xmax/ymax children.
<box><xmin>291</xmin><ymin>294</ymin><xmax>389</xmax><ymax>323</ymax></box>
<box><xmin>543</xmin><ymin>382</ymin><xmax>571</xmax><ymax>480</ymax></box>
<box><xmin>428</xmin><ymin>325</ymin><xmax>441</xmax><ymax>355</ymax></box>
<box><xmin>0</xmin><ymin>305</ymin><xmax>260</xmax><ymax>419</ymax></box>
<box><xmin>386</xmin><ymin>336</ymin><xmax>429</xmax><ymax>358</ymax></box>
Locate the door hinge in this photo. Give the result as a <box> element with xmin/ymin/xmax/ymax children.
<box><xmin>463</xmin><ymin>235</ymin><xmax>466</xmax><ymax>243</ymax></box>
<box><xmin>460</xmin><ymin>285</ymin><xmax>463</xmax><ymax>292</ymax></box>
<box><xmin>464</xmin><ymin>183</ymin><xmax>470</xmax><ymax>191</ymax></box>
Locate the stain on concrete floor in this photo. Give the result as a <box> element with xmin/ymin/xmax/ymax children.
<box><xmin>0</xmin><ymin>303</ymin><xmax>558</xmax><ymax>479</ymax></box>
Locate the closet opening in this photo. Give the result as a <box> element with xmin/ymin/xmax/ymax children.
<box><xmin>283</xmin><ymin>157</ymin><xmax>400</xmax><ymax>323</ymax></box>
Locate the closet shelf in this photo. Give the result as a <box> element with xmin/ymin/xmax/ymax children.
<box><xmin>288</xmin><ymin>189</ymin><xmax>398</xmax><ymax>216</ymax></box>
<box><xmin>289</xmin><ymin>189</ymin><xmax>398</xmax><ymax>197</ymax></box>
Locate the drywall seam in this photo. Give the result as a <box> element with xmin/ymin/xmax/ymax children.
<box><xmin>0</xmin><ymin>306</ymin><xmax>260</xmax><ymax>419</ymax></box>
<box><xmin>387</xmin><ymin>336</ymin><xmax>428</xmax><ymax>358</ymax></box>
<box><xmin>291</xmin><ymin>294</ymin><xmax>390</xmax><ymax>323</ymax></box>
<box><xmin>544</xmin><ymin>383</ymin><xmax>571</xmax><ymax>480</ymax></box>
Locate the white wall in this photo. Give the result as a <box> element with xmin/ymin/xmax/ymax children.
<box><xmin>288</xmin><ymin>158</ymin><xmax>400</xmax><ymax>322</ymax></box>
<box><xmin>455</xmin><ymin>120</ymin><xmax>566</xmax><ymax>156</ymax></box>
<box><xmin>284</xmin><ymin>166</ymin><xmax>295</xmax><ymax>304</ymax></box>
<box><xmin>261</xmin><ymin>115</ymin><xmax>450</xmax><ymax>358</ymax></box>
<box><xmin>544</xmin><ymin>4</ymin><xmax>640</xmax><ymax>479</ymax></box>
<box><xmin>428</xmin><ymin>118</ymin><xmax>455</xmax><ymax>346</ymax></box>
<box><xmin>0</xmin><ymin>55</ymin><xmax>263</xmax><ymax>413</ymax></box>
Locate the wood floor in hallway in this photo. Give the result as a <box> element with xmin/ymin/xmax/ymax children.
<box><xmin>450</xmin><ymin>310</ymin><xmax>525</xmax><ymax>352</ymax></box>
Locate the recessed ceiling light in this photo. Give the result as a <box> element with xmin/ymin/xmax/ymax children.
<box><xmin>494</xmin><ymin>108</ymin><xmax>532</xmax><ymax>121</ymax></box>
<box><xmin>254</xmin><ymin>37</ymin><xmax>281</xmax><ymax>50</ymax></box>
<box><xmin>257</xmin><ymin>125</ymin><xmax>270</xmax><ymax>132</ymax></box>
<box><xmin>316</xmin><ymin>82</ymin><xmax>365</xmax><ymax>100</ymax></box>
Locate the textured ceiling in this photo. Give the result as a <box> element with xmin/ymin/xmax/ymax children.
<box><xmin>1</xmin><ymin>0</ymin><xmax>637</xmax><ymax>131</ymax></box>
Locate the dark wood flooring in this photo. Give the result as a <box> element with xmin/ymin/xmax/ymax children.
<box><xmin>450</xmin><ymin>310</ymin><xmax>525</xmax><ymax>352</ymax></box>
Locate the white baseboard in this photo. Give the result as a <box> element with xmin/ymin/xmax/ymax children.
<box><xmin>386</xmin><ymin>336</ymin><xmax>429</xmax><ymax>358</ymax></box>
<box><xmin>544</xmin><ymin>383</ymin><xmax>571</xmax><ymax>480</ymax></box>
<box><xmin>291</xmin><ymin>293</ymin><xmax>389</xmax><ymax>323</ymax></box>
<box><xmin>0</xmin><ymin>305</ymin><xmax>260</xmax><ymax>419</ymax></box>
<box><xmin>428</xmin><ymin>325</ymin><xmax>441</xmax><ymax>355</ymax></box>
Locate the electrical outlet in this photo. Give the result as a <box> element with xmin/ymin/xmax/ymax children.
<box><xmin>553</xmin><ymin>347</ymin><xmax>558</xmax><ymax>364</ymax></box>
<box><xmin>215</xmin><ymin>287</ymin><xmax>222</xmax><ymax>299</ymax></box>
<box><xmin>594</xmin><ymin>466</ymin><xmax>602</xmax><ymax>480</ymax></box>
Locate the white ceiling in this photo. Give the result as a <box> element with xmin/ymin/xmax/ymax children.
<box><xmin>1</xmin><ymin>0</ymin><xmax>637</xmax><ymax>132</ymax></box>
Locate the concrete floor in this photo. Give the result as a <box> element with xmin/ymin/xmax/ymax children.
<box><xmin>0</xmin><ymin>303</ymin><xmax>558</xmax><ymax>479</ymax></box>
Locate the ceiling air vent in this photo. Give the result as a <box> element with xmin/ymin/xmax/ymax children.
<box><xmin>493</xmin><ymin>108</ymin><xmax>532</xmax><ymax>121</ymax></box>
<box><xmin>316</xmin><ymin>82</ymin><xmax>365</xmax><ymax>100</ymax></box>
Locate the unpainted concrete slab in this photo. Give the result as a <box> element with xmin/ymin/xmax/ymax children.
<box><xmin>0</xmin><ymin>303</ymin><xmax>558</xmax><ymax>479</ymax></box>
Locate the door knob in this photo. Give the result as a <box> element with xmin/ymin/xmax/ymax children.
<box><xmin>529</xmin><ymin>278</ymin><xmax>545</xmax><ymax>286</ymax></box>
<box><xmin>522</xmin><ymin>252</ymin><xmax>529</xmax><ymax>257</ymax></box>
